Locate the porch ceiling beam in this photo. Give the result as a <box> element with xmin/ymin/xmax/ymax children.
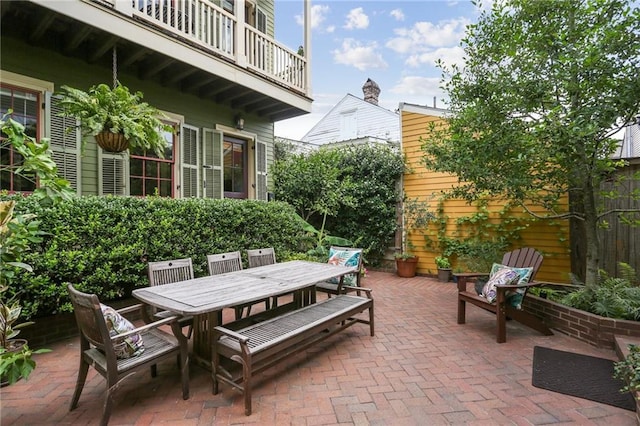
<box><xmin>231</xmin><ymin>92</ymin><xmax>261</xmax><ymax>110</ymax></box>
<box><xmin>182</xmin><ymin>75</ymin><xmax>215</xmax><ymax>92</ymax></box>
<box><xmin>164</xmin><ymin>67</ymin><xmax>198</xmax><ymax>85</ymax></box>
<box><xmin>119</xmin><ymin>48</ymin><xmax>149</xmax><ymax>69</ymax></box>
<box><xmin>29</xmin><ymin>11</ymin><xmax>56</xmax><ymax>42</ymax></box>
<box><xmin>140</xmin><ymin>56</ymin><xmax>174</xmax><ymax>80</ymax></box>
<box><xmin>88</xmin><ymin>35</ymin><xmax>118</xmax><ymax>63</ymax></box>
<box><xmin>64</xmin><ymin>26</ymin><xmax>92</xmax><ymax>53</ymax></box>
<box><xmin>200</xmin><ymin>81</ymin><xmax>234</xmax><ymax>98</ymax></box>
<box><xmin>255</xmin><ymin>102</ymin><xmax>291</xmax><ymax>117</ymax></box>
<box><xmin>215</xmin><ymin>87</ymin><xmax>252</xmax><ymax>104</ymax></box>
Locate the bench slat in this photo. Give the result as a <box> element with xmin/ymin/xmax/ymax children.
<box><xmin>216</xmin><ymin>295</ymin><xmax>369</xmax><ymax>352</ymax></box>
<box><xmin>212</xmin><ymin>293</ymin><xmax>374</xmax><ymax>416</ymax></box>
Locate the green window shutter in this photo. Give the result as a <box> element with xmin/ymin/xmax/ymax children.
<box><xmin>202</xmin><ymin>128</ymin><xmax>223</xmax><ymax>198</ymax></box>
<box><xmin>99</xmin><ymin>149</ymin><xmax>129</xmax><ymax>195</ymax></box>
<box><xmin>181</xmin><ymin>124</ymin><xmax>200</xmax><ymax>198</ymax></box>
<box><xmin>255</xmin><ymin>139</ymin><xmax>267</xmax><ymax>201</ymax></box>
<box><xmin>46</xmin><ymin>93</ymin><xmax>81</xmax><ymax>194</ymax></box>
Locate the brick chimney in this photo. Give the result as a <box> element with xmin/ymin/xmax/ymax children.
<box><xmin>362</xmin><ymin>78</ymin><xmax>380</xmax><ymax>106</ymax></box>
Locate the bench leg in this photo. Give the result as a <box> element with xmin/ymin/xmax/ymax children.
<box><xmin>496</xmin><ymin>299</ymin><xmax>507</xmax><ymax>344</ymax></box>
<box><xmin>369</xmin><ymin>304</ymin><xmax>375</xmax><ymax>336</ymax></box>
<box><xmin>241</xmin><ymin>356</ymin><xmax>252</xmax><ymax>415</ymax></box>
<box><xmin>457</xmin><ymin>298</ymin><xmax>466</xmax><ymax>324</ymax></box>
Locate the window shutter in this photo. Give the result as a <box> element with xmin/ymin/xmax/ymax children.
<box><xmin>45</xmin><ymin>93</ymin><xmax>81</xmax><ymax>193</ymax></box>
<box><xmin>202</xmin><ymin>128</ymin><xmax>223</xmax><ymax>198</ymax></box>
<box><xmin>99</xmin><ymin>149</ymin><xmax>129</xmax><ymax>195</ymax></box>
<box><xmin>181</xmin><ymin>125</ymin><xmax>200</xmax><ymax>198</ymax></box>
<box><xmin>255</xmin><ymin>139</ymin><xmax>267</xmax><ymax>201</ymax></box>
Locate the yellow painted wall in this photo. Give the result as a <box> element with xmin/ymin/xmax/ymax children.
<box><xmin>401</xmin><ymin>107</ymin><xmax>571</xmax><ymax>283</ymax></box>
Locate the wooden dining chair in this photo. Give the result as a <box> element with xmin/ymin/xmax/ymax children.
<box><xmin>148</xmin><ymin>258</ymin><xmax>195</xmax><ymax>338</ymax></box>
<box><xmin>207</xmin><ymin>251</ymin><xmax>270</xmax><ymax>320</ymax></box>
<box><xmin>67</xmin><ymin>284</ymin><xmax>189</xmax><ymax>426</ymax></box>
<box><xmin>316</xmin><ymin>246</ymin><xmax>364</xmax><ymax>298</ymax></box>
<box><xmin>247</xmin><ymin>247</ymin><xmax>276</xmax><ymax>268</ymax></box>
<box><xmin>247</xmin><ymin>247</ymin><xmax>287</xmax><ymax>308</ymax></box>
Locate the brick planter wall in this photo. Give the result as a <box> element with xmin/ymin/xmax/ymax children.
<box><xmin>524</xmin><ymin>295</ymin><xmax>640</xmax><ymax>349</ymax></box>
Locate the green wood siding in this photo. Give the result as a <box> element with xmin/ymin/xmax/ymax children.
<box><xmin>2</xmin><ymin>36</ymin><xmax>275</xmax><ymax>199</ymax></box>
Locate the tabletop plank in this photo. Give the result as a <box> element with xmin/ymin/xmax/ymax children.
<box><xmin>133</xmin><ymin>260</ymin><xmax>357</xmax><ymax>315</ymax></box>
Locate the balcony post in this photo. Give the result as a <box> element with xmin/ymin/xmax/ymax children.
<box><xmin>303</xmin><ymin>0</ymin><xmax>311</xmax><ymax>97</ymax></box>
<box><xmin>236</xmin><ymin>0</ymin><xmax>247</xmax><ymax>67</ymax></box>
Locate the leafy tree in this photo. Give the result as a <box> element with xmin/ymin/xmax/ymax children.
<box><xmin>422</xmin><ymin>0</ymin><xmax>640</xmax><ymax>287</ymax></box>
<box><xmin>272</xmin><ymin>144</ymin><xmax>404</xmax><ymax>263</ymax></box>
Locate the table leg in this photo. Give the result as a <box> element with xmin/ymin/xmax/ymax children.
<box><xmin>192</xmin><ymin>310</ymin><xmax>221</xmax><ymax>370</ymax></box>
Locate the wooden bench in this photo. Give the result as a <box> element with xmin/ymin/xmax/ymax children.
<box><xmin>211</xmin><ymin>291</ymin><xmax>374</xmax><ymax>415</ymax></box>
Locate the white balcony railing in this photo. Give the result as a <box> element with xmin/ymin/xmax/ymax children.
<box><xmin>109</xmin><ymin>0</ymin><xmax>306</xmax><ymax>93</ymax></box>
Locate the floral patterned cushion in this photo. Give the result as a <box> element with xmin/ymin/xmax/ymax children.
<box><xmin>327</xmin><ymin>248</ymin><xmax>361</xmax><ymax>286</ymax></box>
<box><xmin>481</xmin><ymin>267</ymin><xmax>520</xmax><ymax>303</ymax></box>
<box><xmin>489</xmin><ymin>263</ymin><xmax>534</xmax><ymax>309</ymax></box>
<box><xmin>100</xmin><ymin>304</ymin><xmax>145</xmax><ymax>359</ymax></box>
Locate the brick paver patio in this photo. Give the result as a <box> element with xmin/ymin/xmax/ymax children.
<box><xmin>1</xmin><ymin>270</ymin><xmax>636</xmax><ymax>425</ymax></box>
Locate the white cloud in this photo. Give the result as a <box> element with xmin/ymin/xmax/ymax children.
<box><xmin>387</xmin><ymin>76</ymin><xmax>449</xmax><ymax>108</ymax></box>
<box><xmin>344</xmin><ymin>7</ymin><xmax>369</xmax><ymax>30</ymax></box>
<box><xmin>390</xmin><ymin>9</ymin><xmax>405</xmax><ymax>21</ymax></box>
<box><xmin>333</xmin><ymin>39</ymin><xmax>388</xmax><ymax>71</ymax></box>
<box><xmin>386</xmin><ymin>17</ymin><xmax>470</xmax><ymax>53</ymax></box>
<box><xmin>296</xmin><ymin>4</ymin><xmax>330</xmax><ymax>31</ymax></box>
<box><xmin>405</xmin><ymin>45</ymin><xmax>465</xmax><ymax>69</ymax></box>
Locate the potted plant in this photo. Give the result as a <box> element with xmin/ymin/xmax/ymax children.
<box><xmin>0</xmin><ymin>114</ymin><xmax>69</xmax><ymax>385</ymax></box>
<box><xmin>395</xmin><ymin>198</ymin><xmax>433</xmax><ymax>278</ymax></box>
<box><xmin>57</xmin><ymin>82</ymin><xmax>172</xmax><ymax>155</ymax></box>
<box><xmin>435</xmin><ymin>256</ymin><xmax>452</xmax><ymax>282</ymax></box>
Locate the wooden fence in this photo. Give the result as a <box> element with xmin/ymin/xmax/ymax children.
<box><xmin>598</xmin><ymin>162</ymin><xmax>640</xmax><ymax>278</ymax></box>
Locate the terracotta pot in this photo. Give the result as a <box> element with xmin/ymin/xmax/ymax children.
<box><xmin>95</xmin><ymin>131</ymin><xmax>129</xmax><ymax>153</ymax></box>
<box><xmin>396</xmin><ymin>257</ymin><xmax>419</xmax><ymax>278</ymax></box>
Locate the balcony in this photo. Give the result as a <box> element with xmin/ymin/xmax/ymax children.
<box><xmin>0</xmin><ymin>0</ymin><xmax>311</xmax><ymax>121</ymax></box>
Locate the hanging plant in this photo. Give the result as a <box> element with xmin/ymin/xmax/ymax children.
<box><xmin>57</xmin><ymin>83</ymin><xmax>172</xmax><ymax>156</ymax></box>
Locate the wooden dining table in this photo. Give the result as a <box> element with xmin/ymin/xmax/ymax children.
<box><xmin>132</xmin><ymin>260</ymin><xmax>359</xmax><ymax>367</ymax></box>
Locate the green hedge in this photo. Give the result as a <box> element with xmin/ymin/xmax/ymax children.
<box><xmin>4</xmin><ymin>195</ymin><xmax>306</xmax><ymax>319</ymax></box>
<box><xmin>272</xmin><ymin>144</ymin><xmax>404</xmax><ymax>263</ymax></box>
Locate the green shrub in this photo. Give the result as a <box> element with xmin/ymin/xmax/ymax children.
<box><xmin>2</xmin><ymin>195</ymin><xmax>306</xmax><ymax>319</ymax></box>
<box><xmin>559</xmin><ymin>263</ymin><xmax>640</xmax><ymax>320</ymax></box>
<box><xmin>272</xmin><ymin>144</ymin><xmax>404</xmax><ymax>264</ymax></box>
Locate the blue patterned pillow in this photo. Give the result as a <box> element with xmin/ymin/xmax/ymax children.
<box><xmin>481</xmin><ymin>268</ymin><xmax>520</xmax><ymax>303</ymax></box>
<box><xmin>487</xmin><ymin>263</ymin><xmax>534</xmax><ymax>308</ymax></box>
<box><xmin>327</xmin><ymin>248</ymin><xmax>361</xmax><ymax>286</ymax></box>
<box><xmin>100</xmin><ymin>304</ymin><xmax>145</xmax><ymax>359</ymax></box>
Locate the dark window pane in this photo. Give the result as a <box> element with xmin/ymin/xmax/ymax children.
<box><xmin>160</xmin><ymin>180</ymin><xmax>171</xmax><ymax>196</ymax></box>
<box><xmin>232</xmin><ymin>168</ymin><xmax>243</xmax><ymax>192</ymax></box>
<box><xmin>145</xmin><ymin>179</ymin><xmax>158</xmax><ymax>196</ymax></box>
<box><xmin>130</xmin><ymin>158</ymin><xmax>143</xmax><ymax>177</ymax></box>
<box><xmin>145</xmin><ymin>161</ymin><xmax>157</xmax><ymax>178</ymax></box>
<box><xmin>160</xmin><ymin>162</ymin><xmax>171</xmax><ymax>178</ymax></box>
<box><xmin>130</xmin><ymin>177</ymin><xmax>143</xmax><ymax>196</ymax></box>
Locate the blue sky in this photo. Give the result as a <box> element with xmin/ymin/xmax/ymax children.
<box><xmin>273</xmin><ymin>0</ymin><xmax>488</xmax><ymax>139</ymax></box>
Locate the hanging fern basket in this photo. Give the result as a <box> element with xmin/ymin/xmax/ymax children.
<box><xmin>95</xmin><ymin>131</ymin><xmax>129</xmax><ymax>153</ymax></box>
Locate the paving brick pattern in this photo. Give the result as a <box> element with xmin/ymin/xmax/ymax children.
<box><xmin>1</xmin><ymin>271</ymin><xmax>636</xmax><ymax>425</ymax></box>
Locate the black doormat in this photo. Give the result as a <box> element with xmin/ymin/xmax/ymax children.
<box><xmin>531</xmin><ymin>346</ymin><xmax>636</xmax><ymax>411</ymax></box>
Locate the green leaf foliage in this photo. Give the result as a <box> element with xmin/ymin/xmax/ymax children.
<box><xmin>272</xmin><ymin>144</ymin><xmax>405</xmax><ymax>264</ymax></box>
<box><xmin>421</xmin><ymin>0</ymin><xmax>640</xmax><ymax>286</ymax></box>
<box><xmin>1</xmin><ymin>195</ymin><xmax>306</xmax><ymax>319</ymax></box>
<box><xmin>560</xmin><ymin>263</ymin><xmax>640</xmax><ymax>320</ymax></box>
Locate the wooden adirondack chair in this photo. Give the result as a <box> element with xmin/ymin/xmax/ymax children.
<box><xmin>454</xmin><ymin>247</ymin><xmax>553</xmax><ymax>343</ymax></box>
